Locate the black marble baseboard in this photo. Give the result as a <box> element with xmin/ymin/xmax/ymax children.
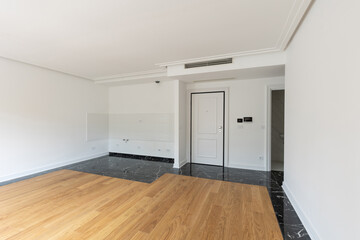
<box><xmin>109</xmin><ymin>152</ymin><xmax>174</xmax><ymax>163</ymax></box>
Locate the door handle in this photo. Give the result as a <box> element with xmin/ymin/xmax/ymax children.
<box><xmin>218</xmin><ymin>126</ymin><xmax>223</xmax><ymax>132</ymax></box>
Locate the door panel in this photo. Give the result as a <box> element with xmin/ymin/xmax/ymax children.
<box><xmin>198</xmin><ymin>97</ymin><xmax>217</xmax><ymax>134</ymax></box>
<box><xmin>192</xmin><ymin>92</ymin><xmax>224</xmax><ymax>166</ymax></box>
<box><xmin>197</xmin><ymin>139</ymin><xmax>217</xmax><ymax>158</ymax></box>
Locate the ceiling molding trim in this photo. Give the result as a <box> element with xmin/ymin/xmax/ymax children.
<box><xmin>275</xmin><ymin>0</ymin><xmax>298</xmax><ymax>49</ymax></box>
<box><xmin>156</xmin><ymin>47</ymin><xmax>278</xmax><ymax>67</ymax></box>
<box><xmin>94</xmin><ymin>68</ymin><xmax>166</xmax><ymax>81</ymax></box>
<box><xmin>94</xmin><ymin>68</ymin><xmax>167</xmax><ymax>84</ymax></box>
<box><xmin>0</xmin><ymin>55</ymin><xmax>93</xmax><ymax>81</ymax></box>
<box><xmin>276</xmin><ymin>0</ymin><xmax>312</xmax><ymax>50</ymax></box>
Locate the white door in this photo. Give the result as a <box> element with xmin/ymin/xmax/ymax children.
<box><xmin>192</xmin><ymin>92</ymin><xmax>224</xmax><ymax>166</ymax></box>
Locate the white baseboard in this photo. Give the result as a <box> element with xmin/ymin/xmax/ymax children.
<box><xmin>282</xmin><ymin>182</ymin><xmax>321</xmax><ymax>240</ymax></box>
<box><xmin>227</xmin><ymin>163</ymin><xmax>266</xmax><ymax>171</ymax></box>
<box><xmin>0</xmin><ymin>152</ymin><xmax>109</xmax><ymax>183</ymax></box>
<box><xmin>173</xmin><ymin>159</ymin><xmax>188</xmax><ymax>169</ymax></box>
<box><xmin>179</xmin><ymin>159</ymin><xmax>188</xmax><ymax>168</ymax></box>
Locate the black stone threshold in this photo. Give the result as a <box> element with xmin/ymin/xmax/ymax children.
<box><xmin>109</xmin><ymin>152</ymin><xmax>174</xmax><ymax>163</ymax></box>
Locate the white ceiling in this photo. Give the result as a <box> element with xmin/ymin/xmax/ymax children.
<box><xmin>0</xmin><ymin>0</ymin><xmax>310</xmax><ymax>80</ymax></box>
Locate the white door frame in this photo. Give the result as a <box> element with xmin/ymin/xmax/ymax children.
<box><xmin>266</xmin><ymin>84</ymin><xmax>285</xmax><ymax>171</ymax></box>
<box><xmin>186</xmin><ymin>88</ymin><xmax>229</xmax><ymax>167</ymax></box>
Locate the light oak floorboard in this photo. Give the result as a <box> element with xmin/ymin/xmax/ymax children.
<box><xmin>0</xmin><ymin>170</ymin><xmax>282</xmax><ymax>240</ymax></box>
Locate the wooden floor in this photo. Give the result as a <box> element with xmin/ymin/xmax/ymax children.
<box><xmin>0</xmin><ymin>170</ymin><xmax>282</xmax><ymax>240</ymax></box>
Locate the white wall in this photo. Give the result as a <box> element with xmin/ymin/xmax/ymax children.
<box><xmin>174</xmin><ymin>80</ymin><xmax>187</xmax><ymax>168</ymax></box>
<box><xmin>187</xmin><ymin>76</ymin><xmax>284</xmax><ymax>170</ymax></box>
<box><xmin>0</xmin><ymin>57</ymin><xmax>109</xmax><ymax>182</ymax></box>
<box><xmin>284</xmin><ymin>1</ymin><xmax>360</xmax><ymax>239</ymax></box>
<box><xmin>178</xmin><ymin>81</ymin><xmax>187</xmax><ymax>167</ymax></box>
<box><xmin>108</xmin><ymin>81</ymin><xmax>175</xmax><ymax>158</ymax></box>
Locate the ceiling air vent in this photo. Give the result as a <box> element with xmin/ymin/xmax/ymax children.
<box><xmin>185</xmin><ymin>58</ymin><xmax>232</xmax><ymax>69</ymax></box>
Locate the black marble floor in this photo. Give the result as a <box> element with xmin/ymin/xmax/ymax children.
<box><xmin>0</xmin><ymin>155</ymin><xmax>310</xmax><ymax>240</ymax></box>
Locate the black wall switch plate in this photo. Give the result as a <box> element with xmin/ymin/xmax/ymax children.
<box><xmin>237</xmin><ymin>118</ymin><xmax>243</xmax><ymax>123</ymax></box>
<box><xmin>244</xmin><ymin>117</ymin><xmax>253</xmax><ymax>122</ymax></box>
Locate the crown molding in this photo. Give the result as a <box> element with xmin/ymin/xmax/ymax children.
<box><xmin>156</xmin><ymin>48</ymin><xmax>278</xmax><ymax>67</ymax></box>
<box><xmin>0</xmin><ymin>55</ymin><xmax>93</xmax><ymax>81</ymax></box>
<box><xmin>276</xmin><ymin>0</ymin><xmax>312</xmax><ymax>50</ymax></box>
<box><xmin>94</xmin><ymin>68</ymin><xmax>168</xmax><ymax>84</ymax></box>
<box><xmin>94</xmin><ymin>68</ymin><xmax>166</xmax><ymax>81</ymax></box>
